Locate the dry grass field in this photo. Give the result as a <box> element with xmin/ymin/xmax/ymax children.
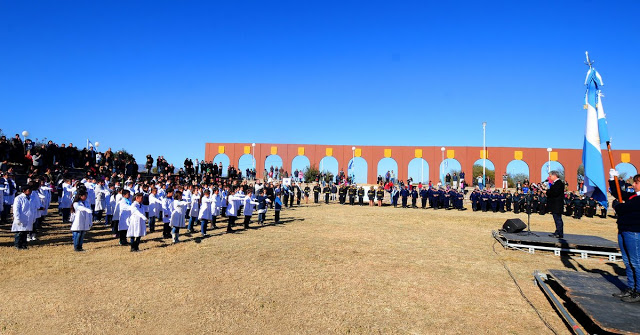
<box><xmin>0</xmin><ymin>201</ymin><xmax>622</xmax><ymax>334</ymax></box>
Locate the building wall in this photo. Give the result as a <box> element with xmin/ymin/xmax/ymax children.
<box><xmin>205</xmin><ymin>143</ymin><xmax>640</xmax><ymax>186</ymax></box>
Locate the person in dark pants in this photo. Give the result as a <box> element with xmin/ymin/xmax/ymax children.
<box><xmin>609</xmin><ymin>170</ymin><xmax>640</xmax><ymax>303</ymax></box>
<box><xmin>546</xmin><ymin>171</ymin><xmax>565</xmax><ymax>238</ymax></box>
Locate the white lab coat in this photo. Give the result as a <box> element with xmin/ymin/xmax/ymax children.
<box><xmin>94</xmin><ymin>185</ymin><xmax>108</xmax><ymax>211</ymax></box>
<box><xmin>59</xmin><ymin>183</ymin><xmax>75</xmax><ymax>209</ymax></box>
<box><xmin>225</xmin><ymin>194</ymin><xmax>243</xmax><ymax>217</ymax></box>
<box><xmin>212</xmin><ymin>193</ymin><xmax>221</xmax><ymax>216</ymax></box>
<box><xmin>116</xmin><ymin>198</ymin><xmax>131</xmax><ymax>231</ymax></box>
<box><xmin>170</xmin><ymin>200</ymin><xmax>188</xmax><ymax>228</ymax></box>
<box><xmin>70</xmin><ymin>201</ymin><xmax>93</xmax><ymax>231</ymax></box>
<box><xmin>197</xmin><ymin>195</ymin><xmax>214</xmax><ymax>220</ymax></box>
<box><xmin>148</xmin><ymin>193</ymin><xmax>162</xmax><ymax>218</ymax></box>
<box><xmin>126</xmin><ymin>202</ymin><xmax>148</xmax><ymax>237</ymax></box>
<box><xmin>11</xmin><ymin>193</ymin><xmax>35</xmax><ymax>232</ymax></box>
<box><xmin>189</xmin><ymin>192</ymin><xmax>200</xmax><ymax>217</ymax></box>
<box><xmin>162</xmin><ymin>197</ymin><xmax>174</xmax><ymax>223</ymax></box>
<box><xmin>242</xmin><ymin>195</ymin><xmax>258</xmax><ymax>216</ymax></box>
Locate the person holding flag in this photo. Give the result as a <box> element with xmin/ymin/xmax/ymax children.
<box><xmin>608</xmin><ymin>169</ymin><xmax>640</xmax><ymax>303</ymax></box>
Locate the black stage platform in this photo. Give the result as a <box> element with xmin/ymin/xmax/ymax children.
<box><xmin>493</xmin><ymin>230</ymin><xmax>621</xmax><ymax>260</ymax></box>
<box><xmin>535</xmin><ymin>270</ymin><xmax>639</xmax><ymax>334</ymax></box>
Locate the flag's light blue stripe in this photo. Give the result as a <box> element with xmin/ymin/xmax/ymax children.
<box><xmin>582</xmin><ymin>137</ymin><xmax>608</xmax><ymax>207</ymax></box>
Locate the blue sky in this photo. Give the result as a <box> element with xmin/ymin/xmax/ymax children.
<box><xmin>1</xmin><ymin>1</ymin><xmax>639</xmax><ymax>181</ymax></box>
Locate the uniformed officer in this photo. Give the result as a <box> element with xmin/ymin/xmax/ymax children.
<box><xmin>323</xmin><ymin>184</ymin><xmax>331</xmax><ymax>204</ymax></box>
<box><xmin>572</xmin><ymin>195</ymin><xmax>585</xmax><ymax>219</ymax></box>
<box><xmin>512</xmin><ymin>191</ymin><xmax>521</xmax><ymax>214</ymax></box>
<box><xmin>357</xmin><ymin>186</ymin><xmax>364</xmax><ymax>206</ymax></box>
<box><xmin>420</xmin><ymin>186</ymin><xmax>428</xmax><ymax>209</ymax></box>
<box><xmin>313</xmin><ymin>183</ymin><xmax>321</xmax><ymax>203</ymax></box>
<box><xmin>367</xmin><ymin>186</ymin><xmax>375</xmax><ymax>207</ymax></box>
<box><xmin>410</xmin><ymin>187</ymin><xmax>418</xmax><ymax>208</ymax></box>
<box><xmin>400</xmin><ymin>186</ymin><xmax>409</xmax><ymax>208</ymax></box>
<box><xmin>348</xmin><ymin>185</ymin><xmax>357</xmax><ymax>205</ymax></box>
<box><xmin>376</xmin><ymin>187</ymin><xmax>384</xmax><ymax>207</ymax></box>
<box><xmin>480</xmin><ymin>190</ymin><xmax>489</xmax><ymax>212</ymax></box>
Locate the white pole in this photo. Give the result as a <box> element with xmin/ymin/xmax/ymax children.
<box><xmin>440</xmin><ymin>147</ymin><xmax>445</xmax><ymax>184</ymax></box>
<box><xmin>547</xmin><ymin>148</ymin><xmax>552</xmax><ymax>176</ymax></box>
<box><xmin>421</xmin><ymin>157</ymin><xmax>424</xmax><ymax>183</ymax></box>
<box><xmin>482</xmin><ymin>122</ymin><xmax>487</xmax><ymax>188</ymax></box>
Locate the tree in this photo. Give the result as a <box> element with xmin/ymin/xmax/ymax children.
<box><xmin>472</xmin><ymin>164</ymin><xmax>495</xmax><ymax>186</ymax></box>
<box><xmin>304</xmin><ymin>165</ymin><xmax>320</xmax><ymax>183</ymax></box>
<box><xmin>507</xmin><ymin>173</ymin><xmax>529</xmax><ymax>188</ymax></box>
<box><xmin>115</xmin><ymin>149</ymin><xmax>134</xmax><ymax>161</ymax></box>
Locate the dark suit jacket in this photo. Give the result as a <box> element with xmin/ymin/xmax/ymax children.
<box><xmin>546</xmin><ymin>179</ymin><xmax>564</xmax><ymax>214</ymax></box>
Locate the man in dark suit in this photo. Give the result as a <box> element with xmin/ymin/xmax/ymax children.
<box><xmin>547</xmin><ymin>171</ymin><xmax>565</xmax><ymax>238</ymax></box>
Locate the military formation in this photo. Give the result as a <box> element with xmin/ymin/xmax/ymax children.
<box><xmin>311</xmin><ymin>183</ymin><xmax>466</xmax><ymax>210</ymax></box>
<box><xmin>468</xmin><ymin>187</ymin><xmax>607</xmax><ymax>219</ymax></box>
<box><xmin>306</xmin><ymin>181</ymin><xmax>608</xmax><ymax>220</ymax></box>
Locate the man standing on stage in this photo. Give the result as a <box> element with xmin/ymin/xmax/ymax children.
<box><xmin>547</xmin><ymin>171</ymin><xmax>565</xmax><ymax>238</ymax></box>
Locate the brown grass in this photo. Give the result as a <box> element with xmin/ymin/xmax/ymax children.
<box><xmin>0</xmin><ymin>202</ymin><xmax>620</xmax><ymax>334</ymax></box>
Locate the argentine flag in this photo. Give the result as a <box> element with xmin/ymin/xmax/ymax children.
<box><xmin>581</xmin><ymin>67</ymin><xmax>609</xmax><ymax>207</ymax></box>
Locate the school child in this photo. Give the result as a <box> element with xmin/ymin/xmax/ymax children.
<box><xmin>225</xmin><ymin>188</ymin><xmax>242</xmax><ymax>233</ymax></box>
<box><xmin>94</xmin><ymin>179</ymin><xmax>108</xmax><ymax>223</ymax></box>
<box><xmin>126</xmin><ymin>193</ymin><xmax>148</xmax><ymax>252</ymax></box>
<box><xmin>161</xmin><ymin>189</ymin><xmax>175</xmax><ymax>239</ymax></box>
<box><xmin>274</xmin><ymin>192</ymin><xmax>283</xmax><ymax>223</ymax></box>
<box><xmin>148</xmin><ymin>186</ymin><xmax>162</xmax><ymax>233</ymax></box>
<box><xmin>255</xmin><ymin>189</ymin><xmax>271</xmax><ymax>225</ymax></box>
<box><xmin>187</xmin><ymin>186</ymin><xmax>201</xmax><ymax>234</ymax></box>
<box><xmin>70</xmin><ymin>188</ymin><xmax>93</xmax><ymax>252</ymax></box>
<box><xmin>211</xmin><ymin>187</ymin><xmax>221</xmax><ymax>229</ymax></box>
<box><xmin>115</xmin><ymin>189</ymin><xmax>132</xmax><ymax>245</ymax></box>
<box><xmin>170</xmin><ymin>190</ymin><xmax>189</xmax><ymax>243</ymax></box>
<box><xmin>197</xmin><ymin>188</ymin><xmax>214</xmax><ymax>236</ymax></box>
<box><xmin>11</xmin><ymin>181</ymin><xmax>38</xmax><ymax>249</ymax></box>
<box><xmin>242</xmin><ymin>189</ymin><xmax>259</xmax><ymax>229</ymax></box>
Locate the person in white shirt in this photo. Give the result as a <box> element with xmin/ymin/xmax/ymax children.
<box><xmin>148</xmin><ymin>186</ymin><xmax>162</xmax><ymax>233</ymax></box>
<box><xmin>161</xmin><ymin>189</ymin><xmax>175</xmax><ymax>239</ymax></box>
<box><xmin>70</xmin><ymin>188</ymin><xmax>93</xmax><ymax>252</ymax></box>
<box><xmin>59</xmin><ymin>179</ymin><xmax>75</xmax><ymax>222</ymax></box>
<box><xmin>241</xmin><ymin>189</ymin><xmax>259</xmax><ymax>229</ymax></box>
<box><xmin>11</xmin><ymin>181</ymin><xmax>38</xmax><ymax>249</ymax></box>
<box><xmin>126</xmin><ymin>193</ymin><xmax>148</xmax><ymax>252</ymax></box>
<box><xmin>115</xmin><ymin>189</ymin><xmax>132</xmax><ymax>246</ymax></box>
<box><xmin>170</xmin><ymin>190</ymin><xmax>188</xmax><ymax>243</ymax></box>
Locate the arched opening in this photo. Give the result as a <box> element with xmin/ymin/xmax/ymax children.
<box><xmin>319</xmin><ymin>156</ymin><xmax>339</xmax><ymax>182</ymax></box>
<box><xmin>616</xmin><ymin>162</ymin><xmax>638</xmax><ymax>184</ymax></box>
<box><xmin>347</xmin><ymin>157</ymin><xmax>368</xmax><ymax>184</ymax></box>
<box><xmin>407</xmin><ymin>158</ymin><xmax>429</xmax><ymax>184</ymax></box>
<box><xmin>377</xmin><ymin>157</ymin><xmax>398</xmax><ymax>184</ymax></box>
<box><xmin>238</xmin><ymin>154</ymin><xmax>255</xmax><ymax>177</ymax></box>
<box><xmin>291</xmin><ymin>156</ymin><xmax>311</xmax><ymax>182</ymax></box>
<box><xmin>213</xmin><ymin>153</ymin><xmax>230</xmax><ymax>177</ymax></box>
<box><xmin>264</xmin><ymin>154</ymin><xmax>284</xmax><ymax>180</ymax></box>
<box><xmin>506</xmin><ymin>160</ymin><xmax>530</xmax><ymax>187</ymax></box>
<box><xmin>440</xmin><ymin>158</ymin><xmax>462</xmax><ymax>186</ymax></box>
<box><xmin>472</xmin><ymin>159</ymin><xmax>495</xmax><ymax>188</ymax></box>
<box><xmin>541</xmin><ymin>161</ymin><xmax>565</xmax><ymax>183</ymax></box>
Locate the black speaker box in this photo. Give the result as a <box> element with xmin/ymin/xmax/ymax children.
<box><xmin>502</xmin><ymin>218</ymin><xmax>526</xmax><ymax>233</ymax></box>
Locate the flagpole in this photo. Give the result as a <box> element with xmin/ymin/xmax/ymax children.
<box><xmin>605</xmin><ymin>141</ymin><xmax>624</xmax><ymax>202</ymax></box>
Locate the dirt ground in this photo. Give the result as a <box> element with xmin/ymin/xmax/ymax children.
<box><xmin>0</xmin><ymin>200</ymin><xmax>622</xmax><ymax>334</ymax></box>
